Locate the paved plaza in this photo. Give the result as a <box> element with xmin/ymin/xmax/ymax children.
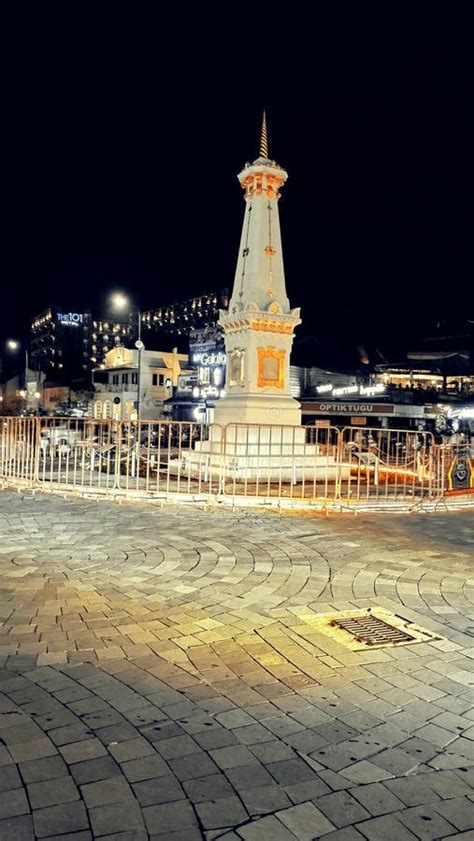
<box><xmin>0</xmin><ymin>491</ymin><xmax>473</xmax><ymax>840</ymax></box>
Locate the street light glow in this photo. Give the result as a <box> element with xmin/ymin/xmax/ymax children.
<box><xmin>7</xmin><ymin>339</ymin><xmax>20</xmax><ymax>351</ymax></box>
<box><xmin>108</xmin><ymin>292</ymin><xmax>142</xmax><ymax>425</ymax></box>
<box><xmin>111</xmin><ymin>293</ymin><xmax>129</xmax><ymax>310</ymax></box>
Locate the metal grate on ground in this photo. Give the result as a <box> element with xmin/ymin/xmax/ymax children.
<box><xmin>296</xmin><ymin>608</ymin><xmax>442</xmax><ymax>651</ymax></box>
<box><xmin>331</xmin><ymin>614</ymin><xmax>415</xmax><ymax>646</ymax></box>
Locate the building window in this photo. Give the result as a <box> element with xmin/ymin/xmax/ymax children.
<box><xmin>103</xmin><ymin>400</ymin><xmax>112</xmax><ymax>419</ymax></box>
<box><xmin>131</xmin><ymin>372</ymin><xmax>138</xmax><ymax>384</ymax></box>
<box><xmin>152</xmin><ymin>373</ymin><xmax>158</xmax><ymax>386</ymax></box>
<box><xmin>94</xmin><ymin>401</ymin><xmax>102</xmax><ymax>418</ymax></box>
<box><xmin>112</xmin><ymin>374</ymin><xmax>119</xmax><ymax>385</ymax></box>
<box><xmin>122</xmin><ymin>373</ymin><xmax>128</xmax><ymax>384</ymax></box>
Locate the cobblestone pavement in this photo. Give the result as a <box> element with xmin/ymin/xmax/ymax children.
<box><xmin>0</xmin><ymin>491</ymin><xmax>473</xmax><ymax>840</ymax></box>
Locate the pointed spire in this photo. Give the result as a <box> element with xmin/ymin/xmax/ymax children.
<box><xmin>259</xmin><ymin>110</ymin><xmax>268</xmax><ymax>159</ymax></box>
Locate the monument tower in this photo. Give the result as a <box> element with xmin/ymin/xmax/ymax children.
<box><xmin>214</xmin><ymin>113</ymin><xmax>302</xmax><ymax>427</ymax></box>
<box><xmin>186</xmin><ymin>116</ymin><xmax>345</xmax><ymax>481</ymax></box>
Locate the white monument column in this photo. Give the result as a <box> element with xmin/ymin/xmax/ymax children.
<box><xmin>214</xmin><ymin>114</ymin><xmax>302</xmax><ymax>427</ymax></box>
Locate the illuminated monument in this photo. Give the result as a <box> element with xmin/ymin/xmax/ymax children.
<box><xmin>214</xmin><ymin>113</ymin><xmax>302</xmax><ymax>427</ymax></box>
<box><xmin>184</xmin><ymin>115</ymin><xmax>348</xmax><ymax>482</ymax></box>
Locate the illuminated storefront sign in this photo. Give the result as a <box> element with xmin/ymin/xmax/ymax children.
<box><xmin>57</xmin><ymin>313</ymin><xmax>84</xmax><ymax>326</ymax></box>
<box><xmin>189</xmin><ymin>328</ymin><xmax>227</xmax><ymax>402</ymax></box>
<box><xmin>316</xmin><ymin>382</ymin><xmax>386</xmax><ymax>398</ymax></box>
<box><xmin>302</xmin><ymin>403</ymin><xmax>396</xmax><ymax>415</ymax></box>
<box><xmin>190</xmin><ymin>326</ymin><xmax>223</xmax><ymax>352</ymax></box>
<box><xmin>193</xmin><ymin>385</ymin><xmax>224</xmax><ymax>399</ymax></box>
<box><xmin>448</xmin><ymin>407</ymin><xmax>474</xmax><ymax>419</ymax></box>
<box><xmin>177</xmin><ymin>375</ymin><xmax>198</xmax><ymax>393</ymax></box>
<box><xmin>192</xmin><ymin>351</ymin><xmax>227</xmax><ymax>366</ymax></box>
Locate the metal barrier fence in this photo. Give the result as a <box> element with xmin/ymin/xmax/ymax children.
<box><xmin>339</xmin><ymin>426</ymin><xmax>436</xmax><ymax>502</ymax></box>
<box><xmin>0</xmin><ymin>417</ymin><xmax>38</xmax><ymax>483</ymax></box>
<box><xmin>0</xmin><ymin>416</ymin><xmax>471</xmax><ymax>505</ymax></box>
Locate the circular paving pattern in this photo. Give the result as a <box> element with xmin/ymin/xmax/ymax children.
<box><xmin>0</xmin><ymin>491</ymin><xmax>473</xmax><ymax>839</ymax></box>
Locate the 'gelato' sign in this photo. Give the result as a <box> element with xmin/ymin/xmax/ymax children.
<box><xmin>192</xmin><ymin>351</ymin><xmax>226</xmax><ymax>366</ymax></box>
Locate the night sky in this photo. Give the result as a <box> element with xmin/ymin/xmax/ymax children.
<box><xmin>1</xmin><ymin>8</ymin><xmax>471</xmax><ymax>370</ymax></box>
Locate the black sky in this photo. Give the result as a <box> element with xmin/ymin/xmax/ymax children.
<box><xmin>1</xmin><ymin>8</ymin><xmax>472</xmax><ymax>367</ymax></box>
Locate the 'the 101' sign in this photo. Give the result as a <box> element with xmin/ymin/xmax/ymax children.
<box><xmin>57</xmin><ymin>313</ymin><xmax>84</xmax><ymax>325</ymax></box>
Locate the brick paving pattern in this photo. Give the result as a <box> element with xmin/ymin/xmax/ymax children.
<box><xmin>0</xmin><ymin>490</ymin><xmax>473</xmax><ymax>839</ymax></box>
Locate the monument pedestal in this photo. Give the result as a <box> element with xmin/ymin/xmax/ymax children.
<box><xmin>213</xmin><ymin>394</ymin><xmax>302</xmax><ymax>428</ymax></box>
<box><xmin>183</xmin><ymin>423</ymin><xmax>350</xmax><ymax>482</ymax></box>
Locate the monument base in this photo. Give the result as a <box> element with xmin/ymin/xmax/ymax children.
<box><xmin>212</xmin><ymin>395</ymin><xmax>302</xmax><ymax>428</ymax></box>
<box><xmin>177</xmin><ymin>423</ymin><xmax>350</xmax><ymax>483</ymax></box>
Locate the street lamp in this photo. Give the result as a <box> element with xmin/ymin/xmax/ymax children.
<box><xmin>7</xmin><ymin>340</ymin><xmax>29</xmax><ymax>411</ymax></box>
<box><xmin>110</xmin><ymin>294</ymin><xmax>144</xmax><ymax>425</ymax></box>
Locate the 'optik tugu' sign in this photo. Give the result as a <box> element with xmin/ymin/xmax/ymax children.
<box><xmin>302</xmin><ymin>402</ymin><xmax>395</xmax><ymax>415</ymax></box>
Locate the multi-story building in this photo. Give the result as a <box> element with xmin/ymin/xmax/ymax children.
<box><xmin>91</xmin><ymin>345</ymin><xmax>193</xmax><ymax>421</ymax></box>
<box><xmin>30</xmin><ymin>307</ymin><xmax>132</xmax><ymax>385</ymax></box>
<box><xmin>89</xmin><ymin>317</ymin><xmax>133</xmax><ymax>368</ymax></box>
<box><xmin>141</xmin><ymin>289</ymin><xmax>229</xmax><ymax>338</ymax></box>
<box><xmin>30</xmin><ymin>294</ymin><xmax>229</xmax><ymax>385</ymax></box>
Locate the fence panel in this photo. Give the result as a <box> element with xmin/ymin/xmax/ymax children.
<box><xmin>339</xmin><ymin>426</ymin><xmax>436</xmax><ymax>502</ymax></box>
<box><xmin>37</xmin><ymin>417</ymin><xmax>118</xmax><ymax>490</ymax></box>
<box><xmin>117</xmin><ymin>420</ymin><xmax>223</xmax><ymax>498</ymax></box>
<box><xmin>221</xmin><ymin>423</ymin><xmax>342</xmax><ymax>502</ymax></box>
<box><xmin>0</xmin><ymin>416</ymin><xmax>38</xmax><ymax>483</ymax></box>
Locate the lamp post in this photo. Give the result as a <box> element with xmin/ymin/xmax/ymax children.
<box><xmin>110</xmin><ymin>294</ymin><xmax>143</xmax><ymax>425</ymax></box>
<box><xmin>7</xmin><ymin>340</ymin><xmax>29</xmax><ymax>412</ymax></box>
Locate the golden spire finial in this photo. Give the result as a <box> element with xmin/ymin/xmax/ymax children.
<box><xmin>259</xmin><ymin>110</ymin><xmax>268</xmax><ymax>159</ymax></box>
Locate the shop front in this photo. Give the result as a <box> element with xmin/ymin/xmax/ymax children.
<box><xmin>168</xmin><ymin>327</ymin><xmax>227</xmax><ymax>422</ymax></box>
<box><xmin>301</xmin><ymin>400</ymin><xmax>432</xmax><ymax>432</ymax></box>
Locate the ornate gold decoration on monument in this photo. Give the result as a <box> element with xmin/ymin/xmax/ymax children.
<box><xmin>257</xmin><ymin>348</ymin><xmax>285</xmax><ymax>388</ymax></box>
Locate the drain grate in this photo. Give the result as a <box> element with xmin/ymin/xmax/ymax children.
<box><xmin>331</xmin><ymin>614</ymin><xmax>415</xmax><ymax>646</ymax></box>
<box><xmin>296</xmin><ymin>607</ymin><xmax>442</xmax><ymax>651</ymax></box>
